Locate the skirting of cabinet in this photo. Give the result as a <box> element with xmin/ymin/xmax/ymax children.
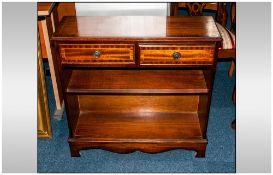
<box><xmin>68</xmin><ymin>138</ymin><xmax>208</xmax><ymax>157</ymax></box>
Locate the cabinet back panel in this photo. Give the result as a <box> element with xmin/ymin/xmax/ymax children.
<box><xmin>78</xmin><ymin>95</ymin><xmax>199</xmax><ymax>113</ymax></box>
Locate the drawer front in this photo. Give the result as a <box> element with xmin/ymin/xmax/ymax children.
<box><xmin>139</xmin><ymin>44</ymin><xmax>215</xmax><ymax>66</ymax></box>
<box><xmin>59</xmin><ymin>44</ymin><xmax>135</xmax><ymax>65</ymax></box>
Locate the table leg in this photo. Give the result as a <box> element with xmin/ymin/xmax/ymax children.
<box><xmin>41</xmin><ymin>17</ymin><xmax>63</xmax><ymax>119</ymax></box>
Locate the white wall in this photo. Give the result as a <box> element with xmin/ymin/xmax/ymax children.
<box><xmin>75</xmin><ymin>3</ymin><xmax>169</xmax><ymax>16</ymax></box>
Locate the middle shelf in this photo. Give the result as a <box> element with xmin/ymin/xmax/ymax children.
<box><xmin>66</xmin><ymin>69</ymin><xmax>209</xmax><ymax>94</ymax></box>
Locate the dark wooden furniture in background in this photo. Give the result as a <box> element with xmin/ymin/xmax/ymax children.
<box><xmin>170</xmin><ymin>2</ymin><xmax>236</xmax><ymax>77</ymax></box>
<box><xmin>38</xmin><ymin>32</ymin><xmax>52</xmax><ymax>138</ymax></box>
<box><xmin>170</xmin><ymin>2</ymin><xmax>227</xmax><ymax>25</ymax></box>
<box><xmin>52</xmin><ymin>16</ymin><xmax>221</xmax><ymax>157</ymax></box>
<box><xmin>231</xmin><ymin>53</ymin><xmax>236</xmax><ymax>130</ymax></box>
<box><xmin>38</xmin><ymin>3</ymin><xmax>63</xmax><ymax>120</ymax></box>
<box><xmin>56</xmin><ymin>3</ymin><xmax>76</xmax><ymax>22</ymax></box>
<box><xmin>38</xmin><ymin>3</ymin><xmax>58</xmax><ymax>59</ymax></box>
<box><xmin>232</xmin><ymin>87</ymin><xmax>236</xmax><ymax>130</ymax></box>
<box><xmin>38</xmin><ymin>3</ymin><xmax>76</xmax><ymax>59</ymax></box>
<box><xmin>38</xmin><ymin>2</ymin><xmax>76</xmax><ymax>120</ymax></box>
<box><xmin>231</xmin><ymin>2</ymin><xmax>236</xmax><ymax>129</ymax></box>
<box><xmin>228</xmin><ymin>2</ymin><xmax>236</xmax><ymax>77</ymax></box>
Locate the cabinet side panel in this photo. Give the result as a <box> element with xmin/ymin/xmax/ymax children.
<box><xmin>197</xmin><ymin>94</ymin><xmax>209</xmax><ymax>138</ymax></box>
<box><xmin>66</xmin><ymin>95</ymin><xmax>80</xmax><ymax>136</ymax></box>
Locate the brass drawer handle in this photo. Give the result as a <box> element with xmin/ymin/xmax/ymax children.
<box><xmin>172</xmin><ymin>52</ymin><xmax>181</xmax><ymax>60</ymax></box>
<box><xmin>93</xmin><ymin>50</ymin><xmax>101</xmax><ymax>58</ymax></box>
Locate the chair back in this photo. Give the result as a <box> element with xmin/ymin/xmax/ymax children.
<box><xmin>170</xmin><ymin>2</ymin><xmax>227</xmax><ymax>27</ymax></box>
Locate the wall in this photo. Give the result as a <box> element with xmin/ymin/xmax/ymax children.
<box><xmin>75</xmin><ymin>3</ymin><xmax>169</xmax><ymax>16</ymax></box>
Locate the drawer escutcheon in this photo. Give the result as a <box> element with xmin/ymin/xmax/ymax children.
<box><xmin>93</xmin><ymin>50</ymin><xmax>102</xmax><ymax>59</ymax></box>
<box><xmin>172</xmin><ymin>52</ymin><xmax>182</xmax><ymax>60</ymax></box>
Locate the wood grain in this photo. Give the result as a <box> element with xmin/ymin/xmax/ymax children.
<box><xmin>57</xmin><ymin>3</ymin><xmax>76</xmax><ymax>22</ymax></box>
<box><xmin>67</xmin><ymin>70</ymin><xmax>209</xmax><ymax>94</ymax></box>
<box><xmin>78</xmin><ymin>95</ymin><xmax>199</xmax><ymax>113</ymax></box>
<box><xmin>52</xmin><ymin>16</ymin><xmax>221</xmax><ymax>41</ymax></box>
<box><xmin>38</xmin><ymin>2</ymin><xmax>56</xmax><ymax>16</ymax></box>
<box><xmin>197</xmin><ymin>94</ymin><xmax>209</xmax><ymax>138</ymax></box>
<box><xmin>59</xmin><ymin>44</ymin><xmax>135</xmax><ymax>64</ymax></box>
<box><xmin>140</xmin><ymin>44</ymin><xmax>215</xmax><ymax>65</ymax></box>
<box><xmin>52</xmin><ymin>16</ymin><xmax>221</xmax><ymax>157</ymax></box>
<box><xmin>38</xmin><ymin>3</ymin><xmax>65</xmax><ymax>118</ymax></box>
<box><xmin>41</xmin><ymin>17</ymin><xmax>63</xmax><ymax>110</ymax></box>
<box><xmin>65</xmin><ymin>94</ymin><xmax>80</xmax><ymax>135</ymax></box>
<box><xmin>38</xmin><ymin>21</ymin><xmax>47</xmax><ymax>58</ymax></box>
<box><xmin>75</xmin><ymin>112</ymin><xmax>202</xmax><ymax>139</ymax></box>
<box><xmin>68</xmin><ymin>138</ymin><xmax>207</xmax><ymax>157</ymax></box>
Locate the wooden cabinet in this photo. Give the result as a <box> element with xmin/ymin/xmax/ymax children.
<box><xmin>52</xmin><ymin>16</ymin><xmax>221</xmax><ymax>157</ymax></box>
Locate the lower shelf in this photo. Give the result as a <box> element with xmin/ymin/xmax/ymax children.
<box><xmin>69</xmin><ymin>111</ymin><xmax>208</xmax><ymax>157</ymax></box>
<box><xmin>74</xmin><ymin>112</ymin><xmax>203</xmax><ymax>140</ymax></box>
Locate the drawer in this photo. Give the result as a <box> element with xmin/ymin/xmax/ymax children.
<box><xmin>59</xmin><ymin>44</ymin><xmax>135</xmax><ymax>65</ymax></box>
<box><xmin>139</xmin><ymin>44</ymin><xmax>215</xmax><ymax>66</ymax></box>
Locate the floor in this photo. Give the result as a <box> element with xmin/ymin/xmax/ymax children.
<box><xmin>38</xmin><ymin>61</ymin><xmax>235</xmax><ymax>173</ymax></box>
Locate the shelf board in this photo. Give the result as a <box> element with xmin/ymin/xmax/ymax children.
<box><xmin>67</xmin><ymin>70</ymin><xmax>208</xmax><ymax>94</ymax></box>
<box><xmin>74</xmin><ymin>112</ymin><xmax>202</xmax><ymax>140</ymax></box>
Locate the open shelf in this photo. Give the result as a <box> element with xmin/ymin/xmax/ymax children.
<box><xmin>74</xmin><ymin>111</ymin><xmax>202</xmax><ymax>140</ymax></box>
<box><xmin>67</xmin><ymin>70</ymin><xmax>209</xmax><ymax>94</ymax></box>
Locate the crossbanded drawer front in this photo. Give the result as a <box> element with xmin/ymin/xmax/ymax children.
<box><xmin>59</xmin><ymin>44</ymin><xmax>135</xmax><ymax>64</ymax></box>
<box><xmin>139</xmin><ymin>44</ymin><xmax>215</xmax><ymax>65</ymax></box>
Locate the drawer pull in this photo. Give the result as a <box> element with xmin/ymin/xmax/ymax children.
<box><xmin>93</xmin><ymin>50</ymin><xmax>102</xmax><ymax>58</ymax></box>
<box><xmin>172</xmin><ymin>52</ymin><xmax>182</xmax><ymax>60</ymax></box>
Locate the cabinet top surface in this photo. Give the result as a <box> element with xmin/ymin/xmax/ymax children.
<box><xmin>52</xmin><ymin>16</ymin><xmax>221</xmax><ymax>41</ymax></box>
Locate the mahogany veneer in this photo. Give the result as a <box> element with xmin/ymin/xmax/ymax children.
<box><xmin>67</xmin><ymin>70</ymin><xmax>208</xmax><ymax>94</ymax></box>
<box><xmin>60</xmin><ymin>44</ymin><xmax>135</xmax><ymax>65</ymax></box>
<box><xmin>52</xmin><ymin>16</ymin><xmax>221</xmax><ymax>157</ymax></box>
<box><xmin>139</xmin><ymin>44</ymin><xmax>215</xmax><ymax>66</ymax></box>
